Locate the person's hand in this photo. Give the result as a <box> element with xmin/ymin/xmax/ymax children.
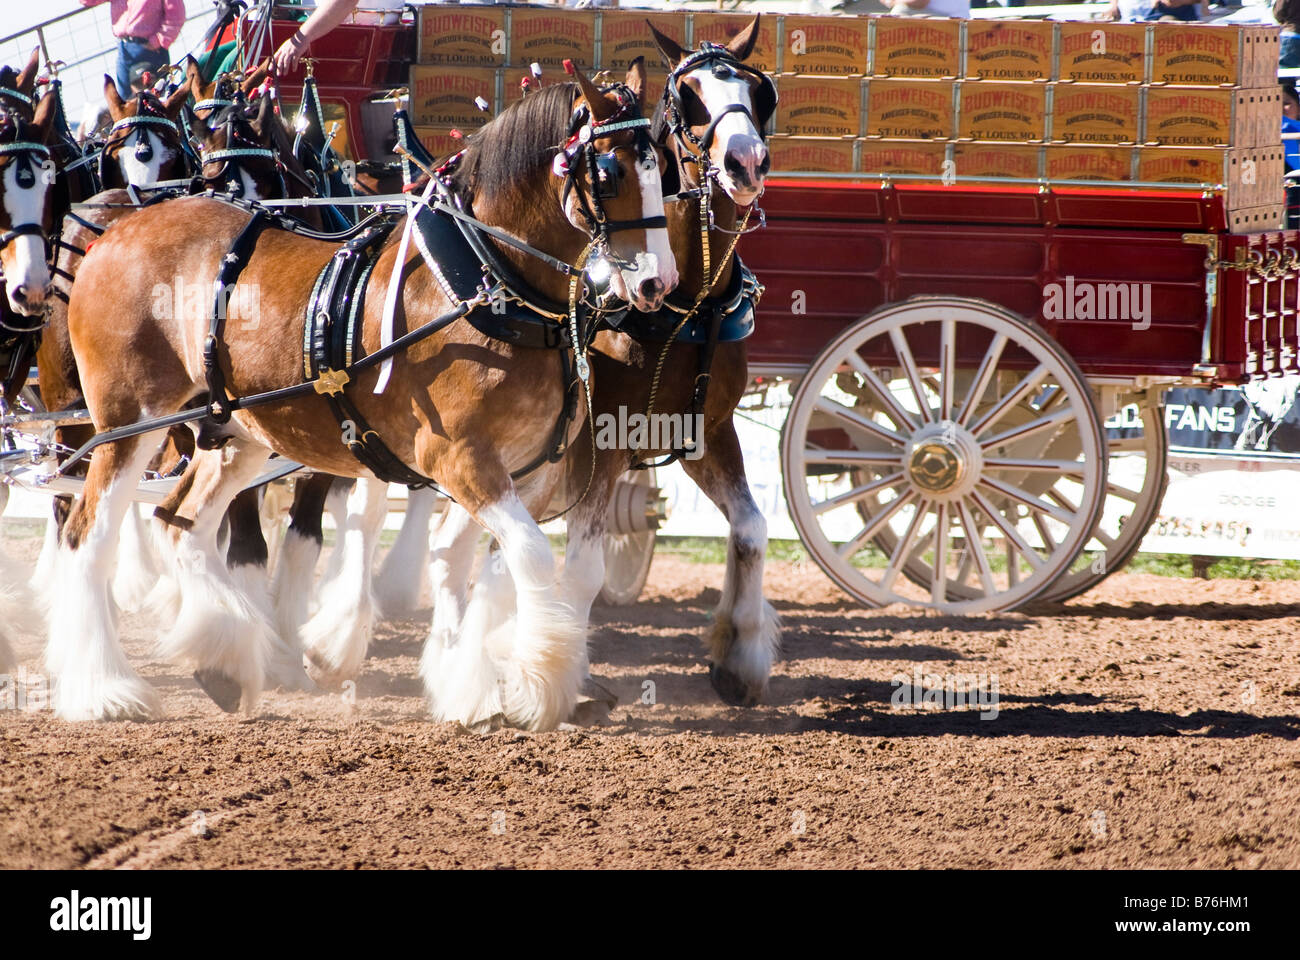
<box><xmin>272</xmin><ymin>31</ymin><xmax>309</xmax><ymax>75</ymax></box>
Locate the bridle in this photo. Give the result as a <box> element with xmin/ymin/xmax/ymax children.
<box><xmin>659</xmin><ymin>43</ymin><xmax>775</xmax><ymax>209</ymax></box>
<box><xmin>0</xmin><ymin>129</ymin><xmax>54</xmax><ymax>330</ymax></box>
<box><xmin>555</xmin><ymin>81</ymin><xmax>668</xmax><ymax>259</ymax></box>
<box><xmin>97</xmin><ymin>92</ymin><xmax>185</xmax><ymax>185</ymax></box>
<box><xmin>196</xmin><ymin>103</ymin><xmax>284</xmax><ymax>199</ymax></box>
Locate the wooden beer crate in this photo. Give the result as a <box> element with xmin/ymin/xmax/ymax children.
<box><xmin>768</xmin><ymin>135</ymin><xmax>858</xmax><ymax>174</ymax></box>
<box><xmin>1057</xmin><ymin>22</ymin><xmax>1146</xmax><ymax>84</ymax></box>
<box><xmin>416</xmin><ymin>5</ymin><xmax>506</xmax><ymax>67</ymax></box>
<box><xmin>781</xmin><ymin>15</ymin><xmax>870</xmax><ymax>76</ymax></box>
<box><xmin>1145</xmin><ymin>86</ymin><xmax>1281</xmax><ymax>148</ymax></box>
<box><xmin>963</xmin><ymin>19</ymin><xmax>1053</xmax><ymax>82</ymax></box>
<box><xmin>859</xmin><ymin>138</ymin><xmax>948</xmax><ymax>177</ymax></box>
<box><xmin>1044</xmin><ymin>144</ymin><xmax>1136</xmax><ymax>181</ymax></box>
<box><xmin>775</xmin><ymin>76</ymin><xmax>864</xmax><ymax>138</ymax></box>
<box><xmin>692</xmin><ymin>12</ymin><xmax>778</xmax><ymax>73</ymax></box>
<box><xmin>870</xmin><ymin>16</ymin><xmax>961</xmax><ymax>79</ymax></box>
<box><xmin>598</xmin><ymin>10</ymin><xmax>687</xmax><ymax>72</ymax></box>
<box><xmin>865</xmin><ymin>79</ymin><xmax>954</xmax><ymax>140</ymax></box>
<box><xmin>957</xmin><ymin>81</ymin><xmax>1047</xmax><ymax>142</ymax></box>
<box><xmin>1050</xmin><ymin>83</ymin><xmax>1142</xmax><ymax>144</ymax></box>
<box><xmin>408</xmin><ymin>65</ymin><xmax>499</xmax><ymax>128</ymax></box>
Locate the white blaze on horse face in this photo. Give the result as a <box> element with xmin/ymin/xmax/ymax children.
<box><xmin>119</xmin><ymin>129</ymin><xmax>176</xmax><ymax>188</ymax></box>
<box><xmin>689</xmin><ymin>67</ymin><xmax>768</xmax><ymax>205</ymax></box>
<box><xmin>607</xmin><ymin>152</ymin><xmax>676</xmax><ymax>312</ymax></box>
<box><xmin>2</xmin><ymin>157</ymin><xmax>50</xmax><ymax>315</ymax></box>
<box><xmin>235</xmin><ymin>166</ymin><xmax>261</xmax><ymax>201</ymax></box>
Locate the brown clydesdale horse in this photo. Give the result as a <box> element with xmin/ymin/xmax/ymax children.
<box><xmin>48</xmin><ymin>62</ymin><xmax>675</xmax><ymax>729</ymax></box>
<box><xmin>424</xmin><ymin>18</ymin><xmax>780</xmax><ymax>727</ymax></box>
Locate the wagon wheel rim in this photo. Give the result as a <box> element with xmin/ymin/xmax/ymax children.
<box><xmin>1034</xmin><ymin>390</ymin><xmax>1168</xmax><ymax>603</ymax></box>
<box><xmin>599</xmin><ymin>468</ymin><xmax>658</xmax><ymax>605</ymax></box>
<box><xmin>781</xmin><ymin>297</ymin><xmax>1108</xmax><ymax>615</ymax></box>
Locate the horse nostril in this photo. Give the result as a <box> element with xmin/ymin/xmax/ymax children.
<box><xmin>639</xmin><ymin>278</ymin><xmax>664</xmax><ymax>301</ymax></box>
<box><xmin>724</xmin><ymin>152</ymin><xmax>746</xmax><ymax>179</ymax></box>
<box><xmin>11</xmin><ymin>285</ymin><xmax>28</xmax><ymax>305</ymax></box>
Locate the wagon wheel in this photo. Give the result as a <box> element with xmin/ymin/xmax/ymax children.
<box><xmin>1034</xmin><ymin>390</ymin><xmax>1167</xmax><ymax>603</ymax></box>
<box><xmin>780</xmin><ymin>297</ymin><xmax>1108</xmax><ymax>614</ymax></box>
<box><xmin>599</xmin><ymin>468</ymin><xmax>659</xmax><ymax>605</ymax></box>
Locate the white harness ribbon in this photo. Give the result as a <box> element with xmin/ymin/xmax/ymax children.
<box><xmin>375</xmin><ymin>176</ymin><xmax>437</xmax><ymax>395</ymax></box>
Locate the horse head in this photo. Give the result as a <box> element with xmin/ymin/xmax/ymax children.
<box><xmin>100</xmin><ymin>74</ymin><xmax>192</xmax><ymax>189</ymax></box>
<box><xmin>0</xmin><ymin>48</ymin><xmax>42</xmax><ymax>121</ymax></box>
<box><xmin>650</xmin><ymin>16</ymin><xmax>773</xmax><ymax>206</ymax></box>
<box><xmin>189</xmin><ymin>92</ymin><xmax>287</xmax><ymax>201</ymax></box>
<box><xmin>0</xmin><ymin>92</ymin><xmax>56</xmax><ymax>315</ymax></box>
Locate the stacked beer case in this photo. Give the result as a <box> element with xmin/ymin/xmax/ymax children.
<box><xmin>409</xmin><ymin>6</ymin><xmax>1283</xmax><ymax>230</ymax></box>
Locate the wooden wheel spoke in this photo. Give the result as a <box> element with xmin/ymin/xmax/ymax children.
<box><xmin>979</xmin><ymin>405</ymin><xmax>1075</xmax><ymax>450</ymax></box>
<box><xmin>1106</xmin><ymin>480</ymin><xmax>1144</xmax><ymax>502</ymax></box>
<box><xmin>805</xmin><ymin>449</ymin><xmax>904</xmax><ymax>467</ymax></box>
<box><xmin>979</xmin><ymin>475</ymin><xmax>1075</xmax><ymax>527</ymax></box>
<box><xmin>880</xmin><ymin>499</ymin><xmax>929</xmax><ymax>591</ymax></box>
<box><xmin>956</xmin><ymin>499</ymin><xmax>995</xmax><ymax>595</ymax></box>
<box><xmin>939</xmin><ymin>318</ymin><xmax>955</xmax><ymax>422</ymax></box>
<box><xmin>931</xmin><ymin>502</ymin><xmax>949</xmax><ymax>604</ymax></box>
<box><xmin>813</xmin><ymin>471</ymin><xmax>905</xmax><ymax>516</ymax></box>
<box><xmin>1109</xmin><ymin>434</ymin><xmax>1148</xmax><ymax>454</ymax></box>
<box><xmin>837</xmin><ymin>490</ymin><xmax>916</xmax><ymax>559</ymax></box>
<box><xmin>889</xmin><ymin>327</ymin><xmax>934</xmax><ymax>425</ymax></box>
<box><xmin>844</xmin><ymin>352</ymin><xmax>918</xmax><ymax>433</ymax></box>
<box><xmin>969</xmin><ymin>363</ymin><xmax>1047</xmax><ymax>437</ymax></box>
<box><xmin>982</xmin><ymin>457</ymin><xmax>1085</xmax><ymax>475</ymax></box>
<box><xmin>971</xmin><ymin>487</ymin><xmax>1045</xmax><ymax>570</ymax></box>
<box><xmin>813</xmin><ymin>396</ymin><xmax>906</xmax><ymax>447</ymax></box>
<box><xmin>956</xmin><ymin>332</ymin><xmax>1008</xmax><ymax>427</ymax></box>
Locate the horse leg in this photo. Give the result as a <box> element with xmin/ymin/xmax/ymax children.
<box><xmin>270</xmin><ymin>472</ymin><xmax>333</xmax><ymax>651</ymax></box>
<box><xmin>46</xmin><ymin>429</ymin><xmax>166</xmax><ymax>720</ymax></box>
<box><xmin>300</xmin><ymin>477</ymin><xmax>388</xmax><ymax>688</ymax></box>
<box><xmin>111</xmin><ymin>502</ymin><xmax>161</xmax><ymax>612</ymax></box>
<box><xmin>458</xmin><ymin>491</ymin><xmax>585</xmax><ymax>731</ymax></box>
<box><xmin>225</xmin><ymin>485</ymin><xmax>313</xmax><ymax>691</ymax></box>
<box><xmin>374</xmin><ymin>485</ymin><xmax>438</xmax><ymax>618</ymax></box>
<box><xmin>679</xmin><ymin>419</ymin><xmax>781</xmax><ymax>706</ymax></box>
<box><xmin>419</xmin><ymin>502</ymin><xmax>487</xmax><ymax>721</ymax></box>
<box><xmin>152</xmin><ymin>440</ymin><xmax>284</xmax><ymax>713</ymax></box>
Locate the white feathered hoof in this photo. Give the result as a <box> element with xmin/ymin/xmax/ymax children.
<box><xmin>565</xmin><ymin>676</ymin><xmax>618</xmax><ymax>726</ymax></box>
<box><xmin>193</xmin><ymin>669</ymin><xmax>243</xmax><ymax>714</ymax></box>
<box><xmin>706</xmin><ymin>603</ymin><xmax>782</xmax><ymax>707</ymax></box>
<box><xmin>51</xmin><ymin>670</ymin><xmax>162</xmax><ymax>722</ymax></box>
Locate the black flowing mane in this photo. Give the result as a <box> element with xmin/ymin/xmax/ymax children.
<box><xmin>453</xmin><ymin>81</ymin><xmax>579</xmax><ymax>204</ymax></box>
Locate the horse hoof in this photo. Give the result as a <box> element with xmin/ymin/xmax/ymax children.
<box><xmin>709</xmin><ymin>663</ymin><xmax>759</xmax><ymax>707</ymax></box>
<box><xmin>193</xmin><ymin>669</ymin><xmax>243</xmax><ymax>713</ymax></box>
<box><xmin>304</xmin><ymin>652</ymin><xmax>348</xmax><ymax>692</ymax></box>
<box><xmin>580</xmin><ymin>676</ymin><xmax>618</xmax><ymax>710</ymax></box>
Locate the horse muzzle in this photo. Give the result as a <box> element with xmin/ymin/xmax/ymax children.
<box><xmin>718</xmin><ymin>134</ymin><xmax>770</xmax><ymax>204</ymax></box>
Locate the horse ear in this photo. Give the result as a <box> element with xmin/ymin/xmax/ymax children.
<box><xmin>104</xmin><ymin>74</ymin><xmax>125</xmax><ymax>120</ymax></box>
<box><xmin>163</xmin><ymin>77</ymin><xmax>192</xmax><ymax>118</ymax></box>
<box><xmin>241</xmin><ymin>59</ymin><xmax>270</xmax><ymax>96</ymax></box>
<box><xmin>184</xmin><ymin>56</ymin><xmax>209</xmax><ymax>102</ymax></box>
<box><xmin>249</xmin><ymin>92</ymin><xmax>273</xmax><ymax>139</ymax></box>
<box><xmin>16</xmin><ymin>47</ymin><xmax>40</xmax><ymax>99</ymax></box>
<box><xmin>727</xmin><ymin>15</ymin><xmax>761</xmax><ymax>63</ymax></box>
<box><xmin>624</xmin><ymin>57</ymin><xmax>648</xmax><ymax>108</ymax></box>
<box><xmin>647</xmin><ymin>21</ymin><xmax>685</xmax><ymax>71</ymax></box>
<box><xmin>32</xmin><ymin>88</ymin><xmax>57</xmax><ymax>145</ymax></box>
<box><xmin>569</xmin><ymin>63</ymin><xmax>614</xmax><ymax>122</ymax></box>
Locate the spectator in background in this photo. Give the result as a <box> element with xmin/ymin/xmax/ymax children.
<box><xmin>271</xmin><ymin>0</ymin><xmax>404</xmax><ymax>76</ymax></box>
<box><xmin>80</xmin><ymin>0</ymin><xmax>185</xmax><ymax>99</ymax></box>
<box><xmin>1104</xmin><ymin>0</ymin><xmax>1206</xmax><ymax>21</ymax></box>
<box><xmin>1277</xmin><ymin>0</ymin><xmax>1300</xmax><ymax>69</ymax></box>
<box><xmin>876</xmin><ymin>0</ymin><xmax>972</xmax><ymax>15</ymax></box>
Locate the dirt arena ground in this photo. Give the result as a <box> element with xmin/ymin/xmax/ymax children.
<box><xmin>1</xmin><ymin>529</ymin><xmax>1299</xmax><ymax>869</ymax></box>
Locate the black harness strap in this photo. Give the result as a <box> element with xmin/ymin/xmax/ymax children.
<box><xmin>205</xmin><ymin>209</ymin><xmax>270</xmax><ymax>424</ymax></box>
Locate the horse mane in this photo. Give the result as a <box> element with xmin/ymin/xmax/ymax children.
<box><xmin>452</xmin><ymin>82</ymin><xmax>578</xmax><ymax>204</ymax></box>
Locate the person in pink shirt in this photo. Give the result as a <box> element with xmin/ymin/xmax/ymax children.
<box><xmin>80</xmin><ymin>0</ymin><xmax>186</xmax><ymax>98</ymax></box>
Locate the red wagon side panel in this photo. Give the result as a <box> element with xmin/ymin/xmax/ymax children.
<box><xmin>741</xmin><ymin>180</ymin><xmax>1252</xmax><ymax>382</ymax></box>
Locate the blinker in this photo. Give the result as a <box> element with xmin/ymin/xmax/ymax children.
<box><xmin>593</xmin><ymin>151</ymin><xmax>620</xmax><ymax>200</ymax></box>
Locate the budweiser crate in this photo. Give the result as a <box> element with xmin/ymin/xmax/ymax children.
<box><xmin>858</xmin><ymin>138</ymin><xmax>948</xmax><ymax>177</ymax></box>
<box><xmin>1057</xmin><ymin>22</ymin><xmax>1146</xmax><ymax>84</ymax></box>
<box><xmin>692</xmin><ymin>12</ymin><xmax>778</xmax><ymax>73</ymax></box>
<box><xmin>1138</xmin><ymin>146</ymin><xmax>1284</xmax><ymax>210</ymax></box>
<box><xmin>508</xmin><ymin>7</ymin><xmax>595</xmax><ymax>68</ymax></box>
<box><xmin>870</xmin><ymin>16</ymin><xmax>961</xmax><ymax>79</ymax></box>
<box><xmin>1229</xmin><ymin>204</ymin><xmax>1286</xmax><ymax>234</ymax></box>
<box><xmin>775</xmin><ymin>76</ymin><xmax>864</xmax><ymax>138</ymax></box>
<box><xmin>951</xmin><ymin>142</ymin><xmax>1041</xmax><ymax>180</ymax></box>
<box><xmin>957</xmin><ymin>81</ymin><xmax>1047</xmax><ymax>142</ymax></box>
<box><xmin>1044</xmin><ymin>144</ymin><xmax>1136</xmax><ymax>182</ymax></box>
<box><xmin>768</xmin><ymin>135</ymin><xmax>858</xmax><ymax>174</ymax></box>
<box><xmin>598</xmin><ymin>10</ymin><xmax>687</xmax><ymax>72</ymax></box>
<box><xmin>781</xmin><ymin>15</ymin><xmax>870</xmax><ymax>76</ymax></box>
<box><xmin>963</xmin><ymin>19</ymin><xmax>1053</xmax><ymax>82</ymax></box>
<box><xmin>408</xmin><ymin>65</ymin><xmax>499</xmax><ymax>128</ymax></box>
<box><xmin>1145</xmin><ymin>86</ymin><xmax>1281</xmax><ymax>148</ymax></box>
<box><xmin>865</xmin><ymin>78</ymin><xmax>954</xmax><ymax>140</ymax></box>
<box><xmin>417</xmin><ymin>5</ymin><xmax>506</xmax><ymax>67</ymax></box>
<box><xmin>1050</xmin><ymin>83</ymin><xmax>1142</xmax><ymax>144</ymax></box>
<box><xmin>1150</xmin><ymin>22</ymin><xmax>1278</xmax><ymax>88</ymax></box>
